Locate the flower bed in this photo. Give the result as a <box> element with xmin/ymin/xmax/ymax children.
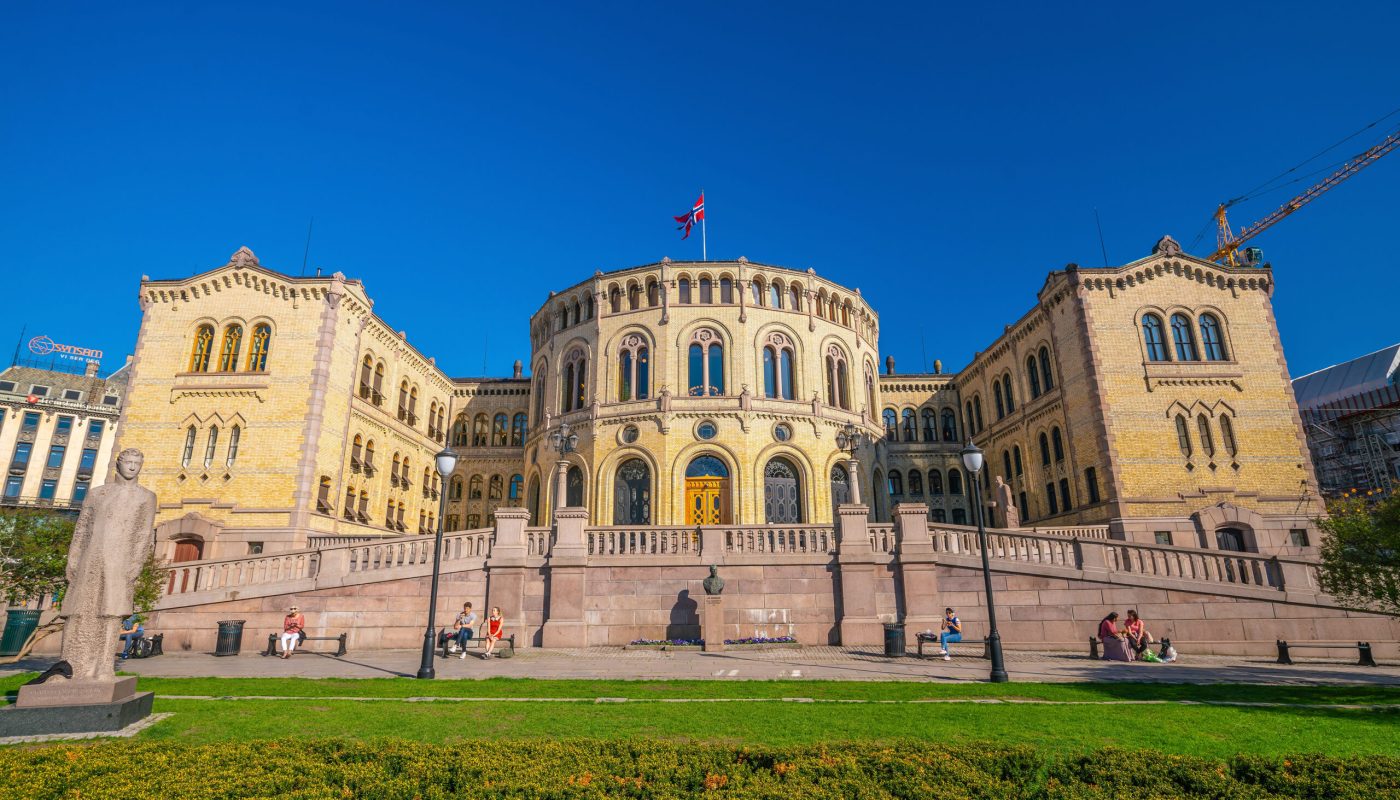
<box><xmin>2</xmin><ymin>739</ymin><xmax>1396</xmax><ymax>799</ymax></box>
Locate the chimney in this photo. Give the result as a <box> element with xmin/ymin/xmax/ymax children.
<box><xmin>884</xmin><ymin>355</ymin><xmax>895</xmax><ymax>376</ymax></box>
<box><xmin>84</xmin><ymin>361</ymin><xmax>100</xmax><ymax>378</ymax></box>
<box><xmin>512</xmin><ymin>359</ymin><xmax>523</xmax><ymax>379</ymax></box>
<box><xmin>933</xmin><ymin>359</ymin><xmax>942</xmax><ymax>375</ymax></box>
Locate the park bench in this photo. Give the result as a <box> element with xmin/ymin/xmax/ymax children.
<box><xmin>263</xmin><ymin>632</ymin><xmax>348</xmax><ymax>657</ymax></box>
<box><xmin>440</xmin><ymin>631</ymin><xmax>516</xmax><ymax>658</ymax></box>
<box><xmin>1275</xmin><ymin>639</ymin><xmax>1378</xmax><ymax>667</ymax></box>
<box><xmin>915</xmin><ymin>632</ymin><xmax>988</xmax><ymax>659</ymax></box>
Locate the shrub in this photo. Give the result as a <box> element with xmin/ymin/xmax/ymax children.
<box><xmin>0</xmin><ymin>739</ymin><xmax>1395</xmax><ymax>799</ymax></box>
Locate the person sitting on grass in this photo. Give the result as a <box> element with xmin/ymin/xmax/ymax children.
<box><xmin>481</xmin><ymin>607</ymin><xmax>504</xmax><ymax>659</ymax></box>
<box><xmin>1097</xmin><ymin>611</ymin><xmax>1133</xmax><ymax>662</ymax></box>
<box><xmin>1123</xmin><ymin>609</ymin><xmax>1152</xmax><ymax>657</ymax></box>
<box><xmin>117</xmin><ymin>613</ymin><xmax>144</xmax><ymax>660</ymax></box>
<box><xmin>278</xmin><ymin>605</ymin><xmax>305</xmax><ymax>660</ymax></box>
<box><xmin>938</xmin><ymin>607</ymin><xmax>962</xmax><ymax>661</ymax></box>
<box><xmin>453</xmin><ymin>602</ymin><xmax>477</xmax><ymax>660</ymax></box>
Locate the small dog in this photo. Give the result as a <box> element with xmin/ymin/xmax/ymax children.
<box><xmin>1160</xmin><ymin>638</ymin><xmax>1178</xmax><ymax>663</ymax></box>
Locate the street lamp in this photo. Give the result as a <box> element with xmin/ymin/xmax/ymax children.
<box><xmin>549</xmin><ymin>422</ymin><xmax>579</xmax><ymax>511</ymax></box>
<box><xmin>835</xmin><ymin>422</ymin><xmax>865</xmax><ymax>505</ymax></box>
<box><xmin>959</xmin><ymin>440</ymin><xmax>1009</xmax><ymax>683</ymax></box>
<box><xmin>416</xmin><ymin>445</ymin><xmax>459</xmax><ymax>679</ymax></box>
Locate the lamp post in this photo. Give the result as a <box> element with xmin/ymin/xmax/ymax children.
<box><xmin>959</xmin><ymin>440</ymin><xmax>1009</xmax><ymax>683</ymax></box>
<box><xmin>416</xmin><ymin>446</ymin><xmax>459</xmax><ymax>679</ymax></box>
<box><xmin>549</xmin><ymin>422</ymin><xmax>579</xmax><ymax>511</ymax></box>
<box><xmin>835</xmin><ymin>422</ymin><xmax>865</xmax><ymax>505</ymax></box>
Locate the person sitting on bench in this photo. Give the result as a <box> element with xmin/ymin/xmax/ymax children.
<box><xmin>1123</xmin><ymin>610</ymin><xmax>1152</xmax><ymax>657</ymax></box>
<box><xmin>118</xmin><ymin>613</ymin><xmax>144</xmax><ymax>660</ymax></box>
<box><xmin>938</xmin><ymin>608</ymin><xmax>962</xmax><ymax>661</ymax></box>
<box><xmin>279</xmin><ymin>606</ymin><xmax>305</xmax><ymax>660</ymax></box>
<box><xmin>481</xmin><ymin>607</ymin><xmax>505</xmax><ymax>659</ymax></box>
<box><xmin>451</xmin><ymin>602</ymin><xmax>477</xmax><ymax>660</ymax></box>
<box><xmin>1098</xmin><ymin>612</ymin><xmax>1133</xmax><ymax>661</ymax></box>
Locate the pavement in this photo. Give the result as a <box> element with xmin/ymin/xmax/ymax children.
<box><xmin>6</xmin><ymin>646</ymin><xmax>1399</xmax><ymax>686</ymax></box>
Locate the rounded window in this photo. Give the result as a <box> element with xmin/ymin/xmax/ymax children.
<box><xmin>620</xmin><ymin>424</ymin><xmax>640</xmax><ymax>444</ymax></box>
<box><xmin>696</xmin><ymin>420</ymin><xmax>718</xmax><ymax>440</ymax></box>
<box><xmin>773</xmin><ymin>423</ymin><xmax>792</xmax><ymax>442</ymax></box>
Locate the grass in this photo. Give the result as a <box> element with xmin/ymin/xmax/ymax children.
<box><xmin>5</xmin><ymin>675</ymin><xmax>1400</xmax><ymax>758</ymax></box>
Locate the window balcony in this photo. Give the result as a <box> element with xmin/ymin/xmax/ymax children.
<box><xmin>390</xmin><ymin>474</ymin><xmax>401</xmax><ymax>488</ymax></box>
<box><xmin>362</xmin><ymin>461</ymin><xmax>376</xmax><ymax>477</ymax></box>
<box><xmin>350</xmin><ymin>457</ymin><xmax>362</xmax><ymax>474</ymax></box>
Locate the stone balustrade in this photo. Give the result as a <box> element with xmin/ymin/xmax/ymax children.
<box><xmin>1030</xmin><ymin>524</ymin><xmax>1110</xmax><ymax>539</ymax></box>
<box><xmin>868</xmin><ymin>524</ymin><xmax>896</xmax><ymax>553</ymax></box>
<box><xmin>163</xmin><ymin>551</ymin><xmax>315</xmax><ymax>597</ymax></box>
<box><xmin>721</xmin><ymin>525</ymin><xmax>834</xmax><ymax>555</ymax></box>
<box><xmin>586</xmin><ymin>526</ymin><xmax>698</xmax><ymax>556</ymax></box>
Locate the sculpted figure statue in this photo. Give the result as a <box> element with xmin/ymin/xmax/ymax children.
<box><xmin>993</xmin><ymin>476</ymin><xmax>1020</xmax><ymax>529</ymax></box>
<box><xmin>58</xmin><ymin>448</ymin><xmax>157</xmax><ymax>682</ymax></box>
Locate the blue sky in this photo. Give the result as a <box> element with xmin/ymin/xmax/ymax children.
<box><xmin>2</xmin><ymin>3</ymin><xmax>1396</xmax><ymax>379</ymax></box>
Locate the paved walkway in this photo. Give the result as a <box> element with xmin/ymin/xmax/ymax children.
<box><xmin>7</xmin><ymin>646</ymin><xmax>1399</xmax><ymax>686</ymax></box>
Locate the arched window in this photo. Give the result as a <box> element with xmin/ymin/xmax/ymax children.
<box><xmin>678</xmin><ymin>277</ymin><xmax>692</xmax><ymax>304</ymax></box>
<box><xmin>908</xmin><ymin>469</ymin><xmax>923</xmax><ymax>496</ymax></box>
<box><xmin>585</xmin><ymin>295</ymin><xmax>594</xmax><ymax>319</ymax></box>
<box><xmin>608</xmin><ymin>286</ymin><xmax>621</xmax><ymax>313</ymax></box>
<box><xmin>973</xmin><ymin>396</ymin><xmax>984</xmax><ymax>433</ymax></box>
<box><xmin>865</xmin><ymin>364</ymin><xmax>877</xmax><ymax>420</ymax></box>
<box><xmin>452</xmin><ymin>415</ymin><xmax>470</xmax><ymax>446</ymax></box>
<box><xmin>1039</xmin><ymin>432</ymin><xmax>1051</xmax><ymax>466</ymax></box>
<box><xmin>1038</xmin><ymin>347</ymin><xmax>1054</xmax><ymax>391</ymax></box>
<box><xmin>317</xmin><ymin>476</ymin><xmax>332</xmax><ymax>513</ymax></box>
<box><xmin>790</xmin><ymin>284</ymin><xmax>802</xmax><ymax>312</ymax></box>
<box><xmin>761</xmin><ymin>333</ymin><xmax>795</xmax><ymax>400</ymax></box>
<box><xmin>994</xmin><ymin>382</ymin><xmax>1006</xmax><ymax>420</ymax></box>
<box><xmin>243</xmin><ymin>324</ymin><xmax>271</xmax><ymax>371</ymax></box>
<box><xmin>882</xmin><ymin>408</ymin><xmax>898</xmax><ymax>439</ymax></box>
<box><xmin>932</xmin><ymin>509</ymin><xmax>947</xmax><ymax>523</ymax></box>
<box><xmin>372</xmin><ymin>362</ymin><xmax>385</xmax><ymax>405</ymax></box>
<box><xmin>1002</xmin><ymin>375</ymin><xmax>1014</xmax><ymax>414</ymax></box>
<box><xmin>408</xmin><ymin>386</ymin><xmax>419</xmax><ymax>423</ymax></box>
<box><xmin>770</xmin><ymin>282</ymin><xmax>783</xmax><ymax>309</ymax></box>
<box><xmin>181</xmin><ymin>425</ymin><xmax>196</xmax><ymax>467</ymax></box>
<box><xmin>1170</xmin><ymin>313</ymin><xmax>1199</xmax><ymax>361</ymax></box>
<box><xmin>627</xmin><ymin>283</ymin><xmax>641</xmax><ymax>310</ymax></box>
<box><xmin>1051</xmin><ymin>427</ymin><xmax>1065</xmax><ymax>462</ymax></box>
<box><xmin>825</xmin><ymin>346</ymin><xmax>850</xmax><ymax>409</ymax></box>
<box><xmin>1026</xmin><ymin>355</ymin><xmax>1041</xmax><ymax>398</ymax></box>
<box><xmin>1175</xmin><ymin>414</ymin><xmax>1192</xmax><ymax>457</ymax></box>
<box><xmin>1141</xmin><ymin>315</ymin><xmax>1168</xmax><ymax>361</ymax></box>
<box><xmin>762</xmin><ymin>457</ymin><xmax>803</xmax><ymax>523</ymax></box>
<box><xmin>613</xmin><ymin>458</ymin><xmax>651</xmax><ymax>524</ymax></box>
<box><xmin>561</xmin><ymin>349</ymin><xmax>587</xmax><ymax>411</ymax></box>
<box><xmin>203</xmin><ymin>425</ymin><xmax>219</xmax><ymax>469</ymax></box>
<box><xmin>1197</xmin><ymin>414</ymin><xmax>1215</xmax><ymax>458</ymax></box>
<box><xmin>921</xmin><ymin>408</ymin><xmax>936</xmax><ymax>442</ymax></box>
<box><xmin>511</xmin><ymin>413</ymin><xmax>528</xmax><ymax>446</ymax></box>
<box><xmin>1002</xmin><ymin>450</ymin><xmax>1013</xmax><ymax>480</ymax></box>
<box><xmin>526</xmin><ymin>476</ymin><xmax>540</xmax><ymax>525</ymax></box>
<box><xmin>687</xmin><ymin>330</ymin><xmax>724</xmax><ymax>395</ymax></box>
<box><xmin>830</xmin><ymin>463</ymin><xmax>851</xmax><ymax>516</ymax></box>
<box><xmin>566</xmin><ymin>465</ymin><xmax>584</xmax><ymax>507</ymax></box>
<box><xmin>189</xmin><ymin>324</ymin><xmax>214</xmax><ymax>372</ymax></box>
<box><xmin>929</xmin><ymin>469</ymin><xmax>944</xmax><ymax>495</ymax></box>
<box><xmin>469</xmin><ymin>475</ymin><xmax>483</xmax><ymax>499</ymax></box>
<box><xmin>398</xmin><ymin>381</ymin><xmax>410</xmax><ymax>420</ymax></box>
<box><xmin>472</xmin><ymin>414</ymin><xmax>488</xmax><ymax>446</ymax></box>
<box><xmin>720</xmin><ymin>276</ymin><xmax>734</xmax><ymax>303</ymax></box>
<box><xmin>1220</xmin><ymin>413</ymin><xmax>1238</xmax><ymax>456</ymax></box>
<box><xmin>965</xmin><ymin>401</ymin><xmax>975</xmax><ymax>434</ymax></box>
<box><xmin>948</xmin><ymin>468</ymin><xmax>963</xmax><ymax>495</ymax></box>
<box><xmin>359</xmin><ymin>355</ymin><xmax>374</xmax><ymax>396</ymax></box>
<box><xmin>901</xmin><ymin>409</ymin><xmax>916</xmax><ymax>442</ymax></box>
<box><xmin>1199</xmin><ymin>314</ymin><xmax>1227</xmax><ymax>361</ymax></box>
<box><xmin>646</xmin><ymin>279</ymin><xmax>659</xmax><ymax>307</ymax></box>
<box><xmin>618</xmin><ymin>335</ymin><xmax>650</xmax><ymax>402</ymax></box>
<box><xmin>572</xmin><ymin>299</ymin><xmax>581</xmax><ymax>326</ymax></box>
<box><xmin>699</xmin><ymin>277</ymin><xmax>713</xmax><ymax>304</ymax></box>
<box><xmin>751</xmin><ymin>279</ymin><xmax>765</xmax><ymax>305</ymax></box>
<box><xmin>841</xmin><ymin>302</ymin><xmax>850</xmax><ymax>327</ymax></box>
<box><xmin>450</xmin><ymin>476</ymin><xmax>463</xmax><ymax>500</ymax></box>
<box><xmin>509</xmin><ymin>474</ymin><xmax>523</xmax><ymax>499</ymax></box>
<box><xmin>888</xmin><ymin>470</ymin><xmax>904</xmax><ymax>496</ymax></box>
<box><xmin>217</xmin><ymin>325</ymin><xmax>242</xmax><ymax>372</ymax></box>
<box><xmin>489</xmin><ymin>474</ymin><xmax>504</xmax><ymax>500</ymax></box>
<box><xmin>533</xmin><ymin>370</ymin><xmax>546</xmax><ymax>424</ymax></box>
<box><xmin>942</xmin><ymin>408</ymin><xmax>957</xmax><ymax>441</ymax></box>
<box><xmin>492</xmin><ymin>413</ymin><xmax>508</xmax><ymax>446</ymax></box>
<box><xmin>1013</xmin><ymin>445</ymin><xmax>1023</xmax><ymax>475</ymax></box>
<box><xmin>226</xmin><ymin>425</ymin><xmax>240</xmax><ymax>467</ymax></box>
<box><xmin>364</xmin><ymin>440</ymin><xmax>376</xmax><ymax>473</ymax></box>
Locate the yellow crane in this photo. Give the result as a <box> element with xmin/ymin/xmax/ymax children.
<box><xmin>1211</xmin><ymin>127</ymin><xmax>1400</xmax><ymax>265</ymax></box>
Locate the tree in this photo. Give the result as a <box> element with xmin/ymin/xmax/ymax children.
<box><xmin>1317</xmin><ymin>490</ymin><xmax>1400</xmax><ymax>616</ymax></box>
<box><xmin>0</xmin><ymin>509</ymin><xmax>75</xmax><ymax>607</ymax></box>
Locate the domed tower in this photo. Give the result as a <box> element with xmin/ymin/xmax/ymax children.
<box><xmin>523</xmin><ymin>258</ymin><xmax>885</xmax><ymax>526</ymax></box>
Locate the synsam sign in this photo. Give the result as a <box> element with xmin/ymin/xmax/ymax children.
<box><xmin>29</xmin><ymin>335</ymin><xmax>103</xmax><ymax>363</ymax></box>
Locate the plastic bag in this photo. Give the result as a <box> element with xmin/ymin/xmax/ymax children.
<box><xmin>1141</xmin><ymin>649</ymin><xmax>1161</xmax><ymax>663</ymax></box>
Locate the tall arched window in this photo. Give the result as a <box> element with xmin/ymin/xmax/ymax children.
<box><xmin>888</xmin><ymin>470</ymin><xmax>903</xmax><ymax>496</ymax></box>
<box><xmin>761</xmin><ymin>333</ymin><xmax>795</xmax><ymax>400</ymax></box>
<box><xmin>1051</xmin><ymin>427</ymin><xmax>1065</xmax><ymax>462</ymax></box>
<box><xmin>585</xmin><ymin>295</ymin><xmax>594</xmax><ymax>319</ymax></box>
<box><xmin>948</xmin><ymin>468</ymin><xmax>963</xmax><ymax>495</ymax></box>
<box><xmin>720</xmin><ymin>276</ymin><xmax>734</xmax><ymax>303</ymax></box>
<box><xmin>883</xmin><ymin>408</ymin><xmax>898</xmax><ymax>439</ymax></box>
<box><xmin>1197</xmin><ymin>414</ymin><xmax>1215</xmax><ymax>458</ymax></box>
<box><xmin>1013</xmin><ymin>445</ymin><xmax>1023</xmax><ymax>475</ymax></box>
<box><xmin>613</xmin><ymin>458</ymin><xmax>652</xmax><ymax>524</ymax></box>
<box><xmin>469</xmin><ymin>474</ymin><xmax>483</xmax><ymax>499</ymax></box>
<box><xmin>472</xmin><ymin>414</ymin><xmax>488</xmax><ymax>446</ymax></box>
<box><xmin>965</xmin><ymin>401</ymin><xmax>975</xmax><ymax>434</ymax></box>
<box><xmin>921</xmin><ymin>408</ymin><xmax>936</xmax><ymax>442</ymax></box>
<box><xmin>359</xmin><ymin>355</ymin><xmax>374</xmax><ymax>396</ymax></box>
<box><xmin>1141</xmin><ymin>315</ymin><xmax>1168</xmax><ymax>361</ymax></box>
<box><xmin>618</xmin><ymin>335</ymin><xmax>650</xmax><ymax>402</ymax></box>
<box><xmin>533</xmin><ymin>370</ymin><xmax>546</xmax><ymax>424</ymax></box>
<box><xmin>699</xmin><ymin>277</ymin><xmax>713</xmax><ymax>304</ymax></box>
<box><xmin>1026</xmin><ymin>355</ymin><xmax>1041</xmax><ymax>398</ymax></box>
<box><xmin>994</xmin><ymin>382</ymin><xmax>1006</xmax><ymax>420</ymax></box>
<box><xmin>372</xmin><ymin>362</ymin><xmax>385</xmax><ymax>405</ymax></box>
<box><xmin>627</xmin><ymin>283</ymin><xmax>641</xmax><ymax>310</ymax></box>
<box><xmin>1039</xmin><ymin>432</ymin><xmax>1051</xmax><ymax>466</ymax></box>
<box><xmin>489</xmin><ymin>474</ymin><xmax>504</xmax><ymax>500</ymax></box>
<box><xmin>453</xmin><ymin>415</ymin><xmax>470</xmax><ymax>446</ymax></box>
<box><xmin>898</xmin><ymin>409</ymin><xmax>913</xmax><ymax>441</ymax></box>
<box><xmin>509</xmin><ymin>474</ymin><xmax>524</xmax><ymax>500</ymax></box>
<box><xmin>908</xmin><ymin>469</ymin><xmax>923</xmax><ymax>496</ymax></box>
<box><xmin>203</xmin><ymin>425</ymin><xmax>219</xmax><ymax>469</ymax></box>
<box><xmin>450</xmin><ymin>476</ymin><xmax>463</xmax><ymax>500</ymax></box>
<box><xmin>189</xmin><ymin>325</ymin><xmax>214</xmax><ymax>372</ymax></box>
<box><xmin>789</xmin><ymin>284</ymin><xmax>802</xmax><ymax>312</ymax></box>
<box><xmin>226</xmin><ymin>425</ymin><xmax>241</xmax><ymax>467</ymax></box>
<box><xmin>245</xmin><ymin>324</ymin><xmax>271</xmax><ymax>371</ymax></box>
<box><xmin>646</xmin><ymin>279</ymin><xmax>659</xmax><ymax>307</ymax></box>
<box><xmin>492</xmin><ymin>413</ymin><xmax>508</xmax><ymax>446</ymax></box>
<box><xmin>1199</xmin><ymin>314</ymin><xmax>1227</xmax><ymax>361</ymax></box>
<box><xmin>687</xmin><ymin>330</ymin><xmax>724</xmax><ymax>395</ymax></box>
<box><xmin>608</xmin><ymin>286</ymin><xmax>621</xmax><ymax>313</ymax></box>
<box><xmin>1038</xmin><ymin>347</ymin><xmax>1054</xmax><ymax>391</ymax></box>
<box><xmin>865</xmin><ymin>364</ymin><xmax>877</xmax><ymax>420</ymax></box>
<box><xmin>1219</xmin><ymin>413</ymin><xmax>1238</xmax><ymax>456</ymax></box>
<box><xmin>973</xmin><ymin>396</ymin><xmax>984</xmax><ymax>433</ymax></box>
<box><xmin>1002</xmin><ymin>450</ymin><xmax>1012</xmax><ymax>479</ymax></box>
<box><xmin>678</xmin><ymin>277</ymin><xmax>692</xmax><ymax>304</ymax></box>
<box><xmin>561</xmin><ymin>349</ymin><xmax>587</xmax><ymax>411</ymax></box>
<box><xmin>511</xmin><ymin>413</ymin><xmax>528</xmax><ymax>446</ymax></box>
<box><xmin>217</xmin><ymin>325</ymin><xmax>242</xmax><ymax>372</ymax></box>
<box><xmin>1175</xmin><ymin>414</ymin><xmax>1192</xmax><ymax>457</ymax></box>
<box><xmin>1002</xmin><ymin>375</ymin><xmax>1015</xmax><ymax>413</ymax></box>
<box><xmin>942</xmin><ymin>408</ymin><xmax>957</xmax><ymax>441</ymax></box>
<box><xmin>825</xmin><ymin>346</ymin><xmax>850</xmax><ymax>409</ymax></box>
<box><xmin>363</xmin><ymin>439</ymin><xmax>376</xmax><ymax>473</ymax></box>
<box><xmin>408</xmin><ymin>386</ymin><xmax>419</xmax><ymax>424</ymax></box>
<box><xmin>181</xmin><ymin>425</ymin><xmax>196</xmax><ymax>467</ymax></box>
<box><xmin>566</xmin><ymin>465</ymin><xmax>584</xmax><ymax>507</ymax></box>
<box><xmin>929</xmin><ymin>469</ymin><xmax>943</xmax><ymax>495</ymax></box>
<box><xmin>1170</xmin><ymin>313</ymin><xmax>1199</xmax><ymax>361</ymax></box>
<box><xmin>572</xmin><ymin>299</ymin><xmax>581</xmax><ymax>325</ymax></box>
<box><xmin>770</xmin><ymin>282</ymin><xmax>783</xmax><ymax>309</ymax></box>
<box><xmin>752</xmin><ymin>279</ymin><xmax>765</xmax><ymax>305</ymax></box>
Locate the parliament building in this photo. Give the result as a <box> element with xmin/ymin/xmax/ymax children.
<box><xmin>118</xmin><ymin>237</ymin><xmax>1323</xmax><ymax>565</ymax></box>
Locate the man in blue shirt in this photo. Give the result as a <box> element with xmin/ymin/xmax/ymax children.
<box><xmin>117</xmin><ymin>613</ymin><xmax>144</xmax><ymax>659</ymax></box>
<box><xmin>938</xmin><ymin>608</ymin><xmax>962</xmax><ymax>661</ymax></box>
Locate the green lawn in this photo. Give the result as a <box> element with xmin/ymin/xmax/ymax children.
<box><xmin>5</xmin><ymin>675</ymin><xmax>1399</xmax><ymax>758</ymax></box>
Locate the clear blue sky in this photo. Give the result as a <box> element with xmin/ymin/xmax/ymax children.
<box><xmin>2</xmin><ymin>3</ymin><xmax>1396</xmax><ymax>379</ymax></box>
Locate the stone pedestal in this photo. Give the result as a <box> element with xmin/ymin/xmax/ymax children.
<box><xmin>893</xmin><ymin>503</ymin><xmax>941</xmax><ymax>635</ymax></box>
<box><xmin>486</xmin><ymin>507</ymin><xmax>531</xmax><ymax>647</ymax></box>
<box><xmin>836</xmin><ymin>504</ymin><xmax>882</xmax><ymax>647</ymax></box>
<box><xmin>542</xmin><ymin>507</ymin><xmax>589</xmax><ymax>648</ymax></box>
<box><xmin>2</xmin><ymin>677</ymin><xmax>153</xmax><ymax>737</ymax></box>
<box><xmin>701</xmin><ymin>595</ymin><xmax>725</xmax><ymax>652</ymax></box>
<box><xmin>17</xmin><ymin>676</ymin><xmax>137</xmax><ymax>708</ymax></box>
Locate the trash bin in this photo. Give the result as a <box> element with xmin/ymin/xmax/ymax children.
<box><xmin>882</xmin><ymin>622</ymin><xmax>906</xmax><ymax>657</ymax></box>
<box><xmin>214</xmin><ymin>619</ymin><xmax>246</xmax><ymax>656</ymax></box>
<box><xmin>0</xmin><ymin>609</ymin><xmax>42</xmax><ymax>656</ymax></box>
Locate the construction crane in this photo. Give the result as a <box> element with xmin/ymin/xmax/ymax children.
<box><xmin>1211</xmin><ymin>127</ymin><xmax>1400</xmax><ymax>265</ymax></box>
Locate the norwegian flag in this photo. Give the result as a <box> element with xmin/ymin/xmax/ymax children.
<box><xmin>673</xmin><ymin>193</ymin><xmax>705</xmax><ymax>239</ymax></box>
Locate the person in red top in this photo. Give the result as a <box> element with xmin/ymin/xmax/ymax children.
<box><xmin>279</xmin><ymin>606</ymin><xmax>306</xmax><ymax>659</ymax></box>
<box><xmin>481</xmin><ymin>607</ymin><xmax>504</xmax><ymax>659</ymax></box>
<box><xmin>1122</xmin><ymin>609</ymin><xmax>1151</xmax><ymax>656</ymax></box>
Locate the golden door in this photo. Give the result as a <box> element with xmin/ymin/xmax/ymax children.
<box><xmin>685</xmin><ymin>477</ymin><xmax>728</xmax><ymax>525</ymax></box>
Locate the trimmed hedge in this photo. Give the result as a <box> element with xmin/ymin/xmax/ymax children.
<box><xmin>1</xmin><ymin>739</ymin><xmax>1396</xmax><ymax>798</ymax></box>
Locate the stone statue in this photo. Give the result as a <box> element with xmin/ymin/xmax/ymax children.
<box><xmin>55</xmin><ymin>448</ymin><xmax>157</xmax><ymax>682</ymax></box>
<box><xmin>739</xmin><ymin>385</ymin><xmax>752</xmax><ymax>411</ymax></box>
<box><xmin>702</xmin><ymin>564</ymin><xmax>725</xmax><ymax>596</ymax></box>
<box><xmin>993</xmin><ymin>476</ymin><xmax>1020</xmax><ymax>529</ymax></box>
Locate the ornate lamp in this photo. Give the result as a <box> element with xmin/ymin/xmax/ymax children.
<box><xmin>416</xmin><ymin>446</ymin><xmax>459</xmax><ymax>679</ymax></box>
<box><xmin>959</xmin><ymin>440</ymin><xmax>1009</xmax><ymax>683</ymax></box>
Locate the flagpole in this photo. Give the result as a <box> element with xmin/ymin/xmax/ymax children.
<box><xmin>701</xmin><ymin>189</ymin><xmax>707</xmax><ymax>261</ymax></box>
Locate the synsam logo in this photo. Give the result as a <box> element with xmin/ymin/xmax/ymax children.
<box><xmin>28</xmin><ymin>335</ymin><xmax>103</xmax><ymax>361</ymax></box>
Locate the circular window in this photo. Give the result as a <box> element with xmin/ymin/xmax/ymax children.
<box><xmin>773</xmin><ymin>423</ymin><xmax>792</xmax><ymax>442</ymax></box>
<box><xmin>696</xmin><ymin>421</ymin><xmax>718</xmax><ymax>440</ymax></box>
<box><xmin>620</xmin><ymin>425</ymin><xmax>640</xmax><ymax>444</ymax></box>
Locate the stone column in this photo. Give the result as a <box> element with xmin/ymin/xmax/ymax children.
<box><xmin>836</xmin><ymin>503</ymin><xmax>881</xmax><ymax>647</ymax></box>
<box><xmin>542</xmin><ymin>507</ymin><xmax>589</xmax><ymax>648</ymax></box>
<box><xmin>848</xmin><ymin>458</ymin><xmax>863</xmax><ymax>505</ymax></box>
<box><xmin>554</xmin><ymin>460</ymin><xmax>569</xmax><ymax>518</ymax></box>
<box><xmin>894</xmin><ymin>503</ymin><xmax>940</xmax><ymax>636</ymax></box>
<box><xmin>486</xmin><ymin>507</ymin><xmax>530</xmax><ymax>647</ymax></box>
<box><xmin>701</xmin><ymin>595</ymin><xmax>725</xmax><ymax>652</ymax></box>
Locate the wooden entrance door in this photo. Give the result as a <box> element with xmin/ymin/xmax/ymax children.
<box><xmin>685</xmin><ymin>477</ymin><xmax>727</xmax><ymax>525</ymax></box>
<box><xmin>173</xmin><ymin>540</ymin><xmax>203</xmax><ymax>562</ymax></box>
